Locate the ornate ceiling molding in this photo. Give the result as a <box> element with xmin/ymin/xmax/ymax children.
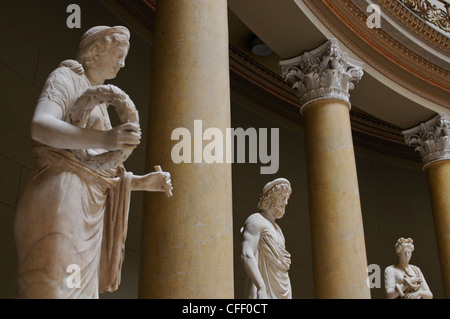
<box><xmin>397</xmin><ymin>0</ymin><xmax>450</xmax><ymax>34</ymax></box>
<box><xmin>303</xmin><ymin>0</ymin><xmax>450</xmax><ymax>109</ymax></box>
<box><xmin>326</xmin><ymin>0</ymin><xmax>449</xmax><ymax>88</ymax></box>
<box><xmin>380</xmin><ymin>0</ymin><xmax>449</xmax><ymax>50</ymax></box>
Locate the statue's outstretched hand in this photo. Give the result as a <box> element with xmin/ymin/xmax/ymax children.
<box><xmin>131</xmin><ymin>166</ymin><xmax>173</xmax><ymax>196</ymax></box>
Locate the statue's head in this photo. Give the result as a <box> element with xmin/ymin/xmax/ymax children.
<box><xmin>395</xmin><ymin>237</ymin><xmax>414</xmax><ymax>263</ymax></box>
<box><xmin>257</xmin><ymin>178</ymin><xmax>292</xmax><ymax>219</ymax></box>
<box><xmin>76</xmin><ymin>26</ymin><xmax>130</xmax><ymax>80</ymax></box>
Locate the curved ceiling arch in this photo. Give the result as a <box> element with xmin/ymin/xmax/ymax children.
<box><xmin>228</xmin><ymin>0</ymin><xmax>450</xmax><ymax>129</ymax></box>
<box><xmin>108</xmin><ymin>0</ymin><xmax>448</xmax><ymax>160</ymax></box>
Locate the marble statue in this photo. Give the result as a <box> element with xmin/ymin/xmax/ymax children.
<box><xmin>240</xmin><ymin>178</ymin><xmax>292</xmax><ymax>299</ymax></box>
<box><xmin>13</xmin><ymin>26</ymin><xmax>173</xmax><ymax>299</ymax></box>
<box><xmin>384</xmin><ymin>237</ymin><xmax>433</xmax><ymax>299</ymax></box>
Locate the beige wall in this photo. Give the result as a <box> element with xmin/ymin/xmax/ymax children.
<box><xmin>0</xmin><ymin>0</ymin><xmax>444</xmax><ymax>299</ymax></box>
<box><xmin>230</xmin><ymin>100</ymin><xmax>313</xmax><ymax>298</ymax></box>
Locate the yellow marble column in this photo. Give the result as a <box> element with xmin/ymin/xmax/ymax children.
<box><xmin>404</xmin><ymin>113</ymin><xmax>450</xmax><ymax>298</ymax></box>
<box><xmin>426</xmin><ymin>161</ymin><xmax>450</xmax><ymax>298</ymax></box>
<box><xmin>138</xmin><ymin>0</ymin><xmax>234</xmax><ymax>299</ymax></box>
<box><xmin>303</xmin><ymin>100</ymin><xmax>370</xmax><ymax>299</ymax></box>
<box><xmin>280</xmin><ymin>39</ymin><xmax>371</xmax><ymax>299</ymax></box>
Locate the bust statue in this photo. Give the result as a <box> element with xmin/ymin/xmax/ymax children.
<box><xmin>384</xmin><ymin>237</ymin><xmax>433</xmax><ymax>299</ymax></box>
<box><xmin>13</xmin><ymin>26</ymin><xmax>173</xmax><ymax>299</ymax></box>
<box><xmin>240</xmin><ymin>178</ymin><xmax>292</xmax><ymax>299</ymax></box>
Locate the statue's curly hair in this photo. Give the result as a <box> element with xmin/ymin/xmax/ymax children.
<box><xmin>257</xmin><ymin>183</ymin><xmax>292</xmax><ymax>212</ymax></box>
<box><xmin>395</xmin><ymin>237</ymin><xmax>414</xmax><ymax>255</ymax></box>
<box><xmin>77</xmin><ymin>33</ymin><xmax>129</xmax><ymax>67</ymax></box>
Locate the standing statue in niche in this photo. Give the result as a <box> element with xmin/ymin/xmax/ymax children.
<box><xmin>240</xmin><ymin>178</ymin><xmax>292</xmax><ymax>299</ymax></box>
<box><xmin>13</xmin><ymin>26</ymin><xmax>173</xmax><ymax>299</ymax></box>
<box><xmin>384</xmin><ymin>237</ymin><xmax>433</xmax><ymax>299</ymax></box>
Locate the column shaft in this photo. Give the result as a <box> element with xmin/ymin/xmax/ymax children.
<box><xmin>403</xmin><ymin>113</ymin><xmax>450</xmax><ymax>298</ymax></box>
<box><xmin>425</xmin><ymin>160</ymin><xmax>450</xmax><ymax>298</ymax></box>
<box><xmin>138</xmin><ymin>0</ymin><xmax>234</xmax><ymax>299</ymax></box>
<box><xmin>303</xmin><ymin>100</ymin><xmax>370</xmax><ymax>299</ymax></box>
<box><xmin>280</xmin><ymin>39</ymin><xmax>369</xmax><ymax>299</ymax></box>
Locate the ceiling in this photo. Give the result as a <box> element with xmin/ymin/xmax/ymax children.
<box><xmin>227</xmin><ymin>0</ymin><xmax>450</xmax><ymax>130</ymax></box>
<box><xmin>110</xmin><ymin>0</ymin><xmax>449</xmax><ymax>160</ymax></box>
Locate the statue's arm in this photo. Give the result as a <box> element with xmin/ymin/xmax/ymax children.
<box><xmin>130</xmin><ymin>170</ymin><xmax>172</xmax><ymax>193</ymax></box>
<box><xmin>241</xmin><ymin>218</ymin><xmax>267</xmax><ymax>299</ymax></box>
<box><xmin>31</xmin><ymin>98</ymin><xmax>141</xmax><ymax>151</ymax></box>
<box><xmin>384</xmin><ymin>267</ymin><xmax>403</xmax><ymax>299</ymax></box>
<box><xmin>416</xmin><ymin>267</ymin><xmax>433</xmax><ymax>299</ymax></box>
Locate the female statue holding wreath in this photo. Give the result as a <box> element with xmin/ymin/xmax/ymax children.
<box><xmin>14</xmin><ymin>26</ymin><xmax>172</xmax><ymax>299</ymax></box>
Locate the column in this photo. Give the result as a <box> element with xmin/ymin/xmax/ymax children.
<box><xmin>138</xmin><ymin>0</ymin><xmax>234</xmax><ymax>298</ymax></box>
<box><xmin>280</xmin><ymin>39</ymin><xmax>370</xmax><ymax>299</ymax></box>
<box><xmin>403</xmin><ymin>113</ymin><xmax>450</xmax><ymax>298</ymax></box>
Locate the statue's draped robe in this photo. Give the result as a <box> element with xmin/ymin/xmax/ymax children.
<box><xmin>13</xmin><ymin>61</ymin><xmax>132</xmax><ymax>299</ymax></box>
<box><xmin>243</xmin><ymin>214</ymin><xmax>292</xmax><ymax>299</ymax></box>
<box><xmin>384</xmin><ymin>264</ymin><xmax>431</xmax><ymax>299</ymax></box>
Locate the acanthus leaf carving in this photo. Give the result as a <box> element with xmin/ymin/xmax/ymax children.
<box><xmin>398</xmin><ymin>0</ymin><xmax>450</xmax><ymax>34</ymax></box>
<box><xmin>279</xmin><ymin>39</ymin><xmax>364</xmax><ymax>113</ymax></box>
<box><xmin>403</xmin><ymin>113</ymin><xmax>450</xmax><ymax>167</ymax></box>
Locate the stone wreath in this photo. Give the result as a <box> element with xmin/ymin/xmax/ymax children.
<box><xmin>67</xmin><ymin>84</ymin><xmax>140</xmax><ymax>170</ymax></box>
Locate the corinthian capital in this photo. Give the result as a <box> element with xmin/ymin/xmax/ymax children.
<box><xmin>403</xmin><ymin>113</ymin><xmax>450</xmax><ymax>168</ymax></box>
<box><xmin>279</xmin><ymin>39</ymin><xmax>364</xmax><ymax>113</ymax></box>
